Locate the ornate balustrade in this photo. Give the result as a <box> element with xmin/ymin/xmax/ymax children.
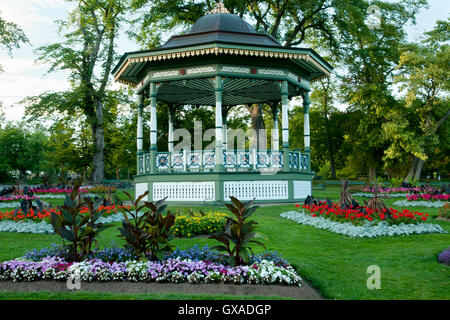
<box><xmin>137</xmin><ymin>149</ymin><xmax>310</xmax><ymax>174</ymax></box>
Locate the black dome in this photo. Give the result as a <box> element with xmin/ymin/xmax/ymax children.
<box><xmin>161</xmin><ymin>13</ymin><xmax>282</xmax><ymax>49</ymax></box>
<box><xmin>188</xmin><ymin>13</ymin><xmax>257</xmax><ymax>34</ymax></box>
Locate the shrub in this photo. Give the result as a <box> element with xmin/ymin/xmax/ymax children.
<box><xmin>117</xmin><ymin>191</ymin><xmax>176</xmax><ymax>261</ymax></box>
<box><xmin>438</xmin><ymin>248</ymin><xmax>450</xmax><ymax>266</ymax></box>
<box><xmin>88</xmin><ymin>185</ymin><xmax>118</xmax><ymax>194</ymax></box>
<box><xmin>209</xmin><ymin>197</ymin><xmax>266</xmax><ymax>266</ymax></box>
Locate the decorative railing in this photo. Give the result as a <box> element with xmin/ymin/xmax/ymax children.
<box><xmin>138</xmin><ymin>149</ymin><xmax>310</xmax><ymax>174</ymax></box>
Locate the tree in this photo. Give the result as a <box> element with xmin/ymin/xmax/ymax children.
<box><xmin>335</xmin><ymin>0</ymin><xmax>426</xmax><ymax>180</ymax></box>
<box><xmin>386</xmin><ymin>18</ymin><xmax>450</xmax><ymax>181</ymax></box>
<box><xmin>0</xmin><ymin>123</ymin><xmax>49</xmax><ymax>182</ymax></box>
<box><xmin>127</xmin><ymin>0</ymin><xmax>361</xmax><ymax>138</ymax></box>
<box><xmin>23</xmin><ymin>0</ymin><xmax>128</xmax><ymax>184</ymax></box>
<box><xmin>0</xmin><ymin>11</ymin><xmax>29</xmax><ymax>73</ymax></box>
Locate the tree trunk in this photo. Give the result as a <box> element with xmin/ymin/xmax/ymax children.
<box><xmin>246</xmin><ymin>104</ymin><xmax>266</xmax><ymax>149</ymax></box>
<box><xmin>329</xmin><ymin>154</ymin><xmax>337</xmax><ymax>180</ymax></box>
<box><xmin>369</xmin><ymin>165</ymin><xmax>376</xmax><ymax>181</ymax></box>
<box><xmin>413</xmin><ymin>158</ymin><xmax>424</xmax><ymax>181</ymax></box>
<box><xmin>404</xmin><ymin>157</ymin><xmax>418</xmax><ymax>182</ymax></box>
<box><xmin>92</xmin><ymin>99</ymin><xmax>105</xmax><ymax>184</ymax></box>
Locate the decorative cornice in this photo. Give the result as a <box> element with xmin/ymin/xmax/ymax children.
<box><xmin>115</xmin><ymin>47</ymin><xmax>330</xmax><ymax>86</ymax></box>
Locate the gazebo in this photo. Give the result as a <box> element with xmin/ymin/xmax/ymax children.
<box><xmin>112</xmin><ymin>3</ymin><xmax>333</xmax><ymax>204</ymax></box>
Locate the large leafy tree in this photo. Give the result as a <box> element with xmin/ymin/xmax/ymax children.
<box><xmin>336</xmin><ymin>0</ymin><xmax>426</xmax><ymax>180</ymax></box>
<box><xmin>127</xmin><ymin>0</ymin><xmax>353</xmax><ymax>136</ymax></box>
<box><xmin>23</xmin><ymin>0</ymin><xmax>128</xmax><ymax>184</ymax></box>
<box><xmin>385</xmin><ymin>18</ymin><xmax>450</xmax><ymax>181</ymax></box>
<box><xmin>0</xmin><ymin>11</ymin><xmax>29</xmax><ymax>73</ymax></box>
<box><xmin>0</xmin><ymin>123</ymin><xmax>49</xmax><ymax>182</ymax></box>
<box><xmin>0</xmin><ymin>11</ymin><xmax>28</xmax><ymax>115</ymax></box>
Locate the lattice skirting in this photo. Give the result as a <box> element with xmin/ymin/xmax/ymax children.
<box><xmin>293</xmin><ymin>180</ymin><xmax>312</xmax><ymax>199</ymax></box>
<box><xmin>153</xmin><ymin>182</ymin><xmax>215</xmax><ymax>202</ymax></box>
<box><xmin>135</xmin><ymin>183</ymin><xmax>149</xmax><ymax>201</ymax></box>
<box><xmin>224</xmin><ymin>181</ymin><xmax>289</xmax><ymax>201</ymax></box>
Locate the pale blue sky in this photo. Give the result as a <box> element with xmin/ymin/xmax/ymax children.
<box><xmin>0</xmin><ymin>0</ymin><xmax>448</xmax><ymax>121</ymax></box>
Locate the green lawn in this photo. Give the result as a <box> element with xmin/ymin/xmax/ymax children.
<box><xmin>0</xmin><ymin>188</ymin><xmax>449</xmax><ymax>300</ymax></box>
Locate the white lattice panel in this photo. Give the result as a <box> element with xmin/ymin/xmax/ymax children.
<box><xmin>135</xmin><ymin>183</ymin><xmax>148</xmax><ymax>201</ymax></box>
<box><xmin>224</xmin><ymin>181</ymin><xmax>288</xmax><ymax>201</ymax></box>
<box><xmin>293</xmin><ymin>180</ymin><xmax>312</xmax><ymax>199</ymax></box>
<box><xmin>153</xmin><ymin>182</ymin><xmax>215</xmax><ymax>202</ymax></box>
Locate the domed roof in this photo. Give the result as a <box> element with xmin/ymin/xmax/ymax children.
<box><xmin>161</xmin><ymin>13</ymin><xmax>282</xmax><ymax>49</ymax></box>
<box><xmin>188</xmin><ymin>13</ymin><xmax>258</xmax><ymax>35</ymax></box>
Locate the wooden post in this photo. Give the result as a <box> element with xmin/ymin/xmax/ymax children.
<box><xmin>272</xmin><ymin>106</ymin><xmax>279</xmax><ymax>151</ymax></box>
<box><xmin>215</xmin><ymin>76</ymin><xmax>224</xmax><ymax>172</ymax></box>
<box><xmin>303</xmin><ymin>91</ymin><xmax>311</xmax><ymax>171</ymax></box>
<box><xmin>281</xmin><ymin>81</ymin><xmax>290</xmax><ymax>172</ymax></box>
<box><xmin>149</xmin><ymin>82</ymin><xmax>157</xmax><ymax>174</ymax></box>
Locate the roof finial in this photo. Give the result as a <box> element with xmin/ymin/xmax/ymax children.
<box><xmin>208</xmin><ymin>0</ymin><xmax>230</xmax><ymax>14</ymax></box>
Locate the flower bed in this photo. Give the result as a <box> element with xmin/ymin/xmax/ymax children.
<box><xmin>172</xmin><ymin>212</ymin><xmax>228</xmax><ymax>237</ymax></box>
<box><xmin>392</xmin><ymin>200</ymin><xmax>448</xmax><ymax>208</ymax></box>
<box><xmin>352</xmin><ymin>193</ymin><xmax>409</xmax><ymax>198</ymax></box>
<box><xmin>0</xmin><ymin>209</ymin><xmax>228</xmax><ymax>237</ymax></box>
<box><xmin>0</xmin><ymin>195</ymin><xmax>37</xmax><ymax>202</ymax></box>
<box><xmin>359</xmin><ymin>187</ymin><xmax>423</xmax><ymax>194</ymax></box>
<box><xmin>298</xmin><ymin>202</ymin><xmax>429</xmax><ymax>226</ymax></box>
<box><xmin>406</xmin><ymin>194</ymin><xmax>450</xmax><ymax>201</ymax></box>
<box><xmin>280</xmin><ymin>210</ymin><xmax>447</xmax><ymax>238</ymax></box>
<box><xmin>0</xmin><ymin>245</ymin><xmax>302</xmax><ymax>286</ymax></box>
<box><xmin>0</xmin><ymin>204</ymin><xmax>134</xmax><ymax>223</ymax></box>
<box><xmin>30</xmin><ymin>187</ymin><xmax>89</xmax><ymax>195</ymax></box>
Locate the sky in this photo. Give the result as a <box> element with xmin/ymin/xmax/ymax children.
<box><xmin>0</xmin><ymin>0</ymin><xmax>449</xmax><ymax>122</ymax></box>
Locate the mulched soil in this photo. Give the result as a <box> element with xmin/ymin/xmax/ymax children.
<box><xmin>0</xmin><ymin>279</ymin><xmax>323</xmax><ymax>300</ymax></box>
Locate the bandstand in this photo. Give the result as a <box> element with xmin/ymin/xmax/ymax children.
<box><xmin>112</xmin><ymin>3</ymin><xmax>333</xmax><ymax>204</ymax></box>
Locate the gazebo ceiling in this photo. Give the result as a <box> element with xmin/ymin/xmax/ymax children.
<box><xmin>155</xmin><ymin>78</ymin><xmax>300</xmax><ymax>106</ymax></box>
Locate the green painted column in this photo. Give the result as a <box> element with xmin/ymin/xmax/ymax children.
<box><xmin>272</xmin><ymin>107</ymin><xmax>279</xmax><ymax>151</ymax></box>
<box><xmin>214</xmin><ymin>76</ymin><xmax>224</xmax><ymax>172</ymax></box>
<box><xmin>149</xmin><ymin>82</ymin><xmax>157</xmax><ymax>174</ymax></box>
<box><xmin>168</xmin><ymin>104</ymin><xmax>174</xmax><ymax>172</ymax></box>
<box><xmin>281</xmin><ymin>80</ymin><xmax>290</xmax><ymax>172</ymax></box>
<box><xmin>303</xmin><ymin>91</ymin><xmax>311</xmax><ymax>171</ymax></box>
<box><xmin>136</xmin><ymin>94</ymin><xmax>144</xmax><ymax>173</ymax></box>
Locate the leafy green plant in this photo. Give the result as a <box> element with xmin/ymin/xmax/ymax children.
<box><xmin>50</xmin><ymin>185</ymin><xmax>109</xmax><ymax>261</ymax></box>
<box><xmin>389</xmin><ymin>177</ymin><xmax>403</xmax><ymax>188</ymax></box>
<box><xmin>117</xmin><ymin>191</ymin><xmax>176</xmax><ymax>261</ymax></box>
<box><xmin>209</xmin><ymin>197</ymin><xmax>266</xmax><ymax>267</ymax></box>
<box><xmin>174</xmin><ymin>207</ymin><xmax>206</xmax><ymax>217</ymax></box>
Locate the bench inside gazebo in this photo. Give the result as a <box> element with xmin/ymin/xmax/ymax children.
<box><xmin>112</xmin><ymin>3</ymin><xmax>333</xmax><ymax>204</ymax></box>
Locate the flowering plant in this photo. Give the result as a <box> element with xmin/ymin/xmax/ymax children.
<box><xmin>281</xmin><ymin>210</ymin><xmax>446</xmax><ymax>238</ymax></box>
<box><xmin>30</xmin><ymin>187</ymin><xmax>88</xmax><ymax>195</ymax></box>
<box><xmin>172</xmin><ymin>212</ymin><xmax>228</xmax><ymax>237</ymax></box>
<box><xmin>406</xmin><ymin>194</ymin><xmax>450</xmax><ymax>202</ymax></box>
<box><xmin>297</xmin><ymin>201</ymin><xmax>429</xmax><ymax>226</ymax></box>
<box><xmin>0</xmin><ymin>195</ymin><xmax>37</xmax><ymax>202</ymax></box>
<box><xmin>0</xmin><ymin>256</ymin><xmax>302</xmax><ymax>286</ymax></box>
<box><xmin>0</xmin><ymin>204</ymin><xmax>134</xmax><ymax>223</ymax></box>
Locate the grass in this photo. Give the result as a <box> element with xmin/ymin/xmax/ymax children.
<box><xmin>0</xmin><ymin>187</ymin><xmax>449</xmax><ymax>300</ymax></box>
